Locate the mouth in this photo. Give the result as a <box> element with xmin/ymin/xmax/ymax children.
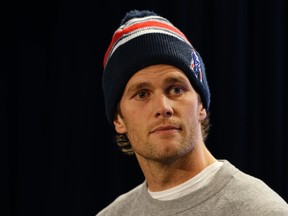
<box><xmin>150</xmin><ymin>125</ymin><xmax>181</xmax><ymax>133</ymax></box>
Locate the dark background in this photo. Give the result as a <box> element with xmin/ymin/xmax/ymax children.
<box><xmin>1</xmin><ymin>0</ymin><xmax>287</xmax><ymax>215</ymax></box>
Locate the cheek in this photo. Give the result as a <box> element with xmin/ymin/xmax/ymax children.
<box><xmin>123</xmin><ymin>102</ymin><xmax>147</xmax><ymax>121</ymax></box>
<box><xmin>123</xmin><ymin>109</ymin><xmax>150</xmax><ymax>141</ymax></box>
<box><xmin>182</xmin><ymin>102</ymin><xmax>202</xmax><ymax>123</ymax></box>
<box><xmin>125</xmin><ymin>111</ymin><xmax>145</xmax><ymax>128</ymax></box>
<box><xmin>120</xmin><ymin>105</ymin><xmax>138</xmax><ymax>125</ymax></box>
<box><xmin>187</xmin><ymin>96</ymin><xmax>205</xmax><ymax>119</ymax></box>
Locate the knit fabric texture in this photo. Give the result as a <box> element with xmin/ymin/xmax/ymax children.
<box><xmin>102</xmin><ymin>9</ymin><xmax>210</xmax><ymax>125</ymax></box>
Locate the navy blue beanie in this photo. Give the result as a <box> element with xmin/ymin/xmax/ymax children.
<box><xmin>102</xmin><ymin>10</ymin><xmax>210</xmax><ymax>125</ymax></box>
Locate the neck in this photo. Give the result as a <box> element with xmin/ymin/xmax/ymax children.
<box><xmin>136</xmin><ymin>143</ymin><xmax>217</xmax><ymax>192</ymax></box>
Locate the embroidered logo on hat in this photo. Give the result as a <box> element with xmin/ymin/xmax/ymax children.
<box><xmin>190</xmin><ymin>49</ymin><xmax>203</xmax><ymax>83</ymax></box>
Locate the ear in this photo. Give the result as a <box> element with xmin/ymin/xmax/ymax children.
<box><xmin>199</xmin><ymin>104</ymin><xmax>207</xmax><ymax>121</ymax></box>
<box><xmin>113</xmin><ymin>114</ymin><xmax>127</xmax><ymax>134</ymax></box>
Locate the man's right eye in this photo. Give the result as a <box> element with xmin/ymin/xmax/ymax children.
<box><xmin>137</xmin><ymin>91</ymin><xmax>148</xmax><ymax>99</ymax></box>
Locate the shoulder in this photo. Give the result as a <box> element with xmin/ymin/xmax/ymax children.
<box><xmin>220</xmin><ymin>160</ymin><xmax>288</xmax><ymax>215</ymax></box>
<box><xmin>96</xmin><ymin>182</ymin><xmax>145</xmax><ymax>216</ymax></box>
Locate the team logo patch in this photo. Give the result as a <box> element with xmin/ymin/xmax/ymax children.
<box><xmin>190</xmin><ymin>50</ymin><xmax>203</xmax><ymax>82</ymax></box>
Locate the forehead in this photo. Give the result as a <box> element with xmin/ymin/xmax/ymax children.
<box><xmin>127</xmin><ymin>64</ymin><xmax>188</xmax><ymax>84</ymax></box>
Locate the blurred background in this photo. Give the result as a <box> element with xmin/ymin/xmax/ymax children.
<box><xmin>1</xmin><ymin>0</ymin><xmax>287</xmax><ymax>215</ymax></box>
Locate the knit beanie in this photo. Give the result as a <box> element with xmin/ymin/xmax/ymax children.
<box><xmin>102</xmin><ymin>9</ymin><xmax>210</xmax><ymax>125</ymax></box>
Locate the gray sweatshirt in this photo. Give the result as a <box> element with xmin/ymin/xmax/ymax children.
<box><xmin>96</xmin><ymin>160</ymin><xmax>288</xmax><ymax>216</ymax></box>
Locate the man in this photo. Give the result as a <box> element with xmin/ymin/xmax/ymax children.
<box><xmin>97</xmin><ymin>9</ymin><xmax>288</xmax><ymax>215</ymax></box>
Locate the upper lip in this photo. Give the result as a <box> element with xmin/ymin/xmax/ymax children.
<box><xmin>150</xmin><ymin>125</ymin><xmax>181</xmax><ymax>133</ymax></box>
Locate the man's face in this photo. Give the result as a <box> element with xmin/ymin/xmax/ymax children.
<box><xmin>113</xmin><ymin>64</ymin><xmax>207</xmax><ymax>164</ymax></box>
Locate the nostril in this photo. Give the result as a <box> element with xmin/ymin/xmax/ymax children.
<box><xmin>164</xmin><ymin>111</ymin><xmax>172</xmax><ymax>117</ymax></box>
<box><xmin>156</xmin><ymin>111</ymin><xmax>172</xmax><ymax>118</ymax></box>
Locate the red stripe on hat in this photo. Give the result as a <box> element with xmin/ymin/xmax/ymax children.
<box><xmin>103</xmin><ymin>20</ymin><xmax>190</xmax><ymax>67</ymax></box>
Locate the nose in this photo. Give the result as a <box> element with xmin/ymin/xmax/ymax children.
<box><xmin>154</xmin><ymin>95</ymin><xmax>174</xmax><ymax>118</ymax></box>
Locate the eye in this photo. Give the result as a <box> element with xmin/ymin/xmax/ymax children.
<box><xmin>169</xmin><ymin>86</ymin><xmax>184</xmax><ymax>95</ymax></box>
<box><xmin>136</xmin><ymin>90</ymin><xmax>149</xmax><ymax>99</ymax></box>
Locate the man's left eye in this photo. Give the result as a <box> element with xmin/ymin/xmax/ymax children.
<box><xmin>171</xmin><ymin>86</ymin><xmax>183</xmax><ymax>94</ymax></box>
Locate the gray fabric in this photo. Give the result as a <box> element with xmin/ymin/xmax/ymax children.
<box><xmin>96</xmin><ymin>160</ymin><xmax>288</xmax><ymax>216</ymax></box>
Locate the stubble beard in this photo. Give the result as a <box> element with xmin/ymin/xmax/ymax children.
<box><xmin>134</xmin><ymin>128</ymin><xmax>198</xmax><ymax>166</ymax></box>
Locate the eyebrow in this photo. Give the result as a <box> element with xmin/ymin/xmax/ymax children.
<box><xmin>126</xmin><ymin>82</ymin><xmax>151</xmax><ymax>95</ymax></box>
